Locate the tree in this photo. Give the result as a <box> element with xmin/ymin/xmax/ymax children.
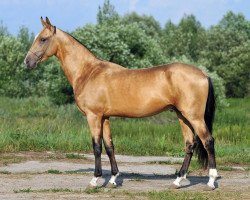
<box><xmin>97</xmin><ymin>0</ymin><xmax>119</xmax><ymax>24</ymax></box>
<box><xmin>17</xmin><ymin>26</ymin><xmax>34</xmax><ymax>51</ymax></box>
<box><xmin>73</xmin><ymin>20</ymin><xmax>166</xmax><ymax>69</ymax></box>
<box><xmin>0</xmin><ymin>21</ymin><xmax>9</xmax><ymax>36</ymax></box>
<box><xmin>199</xmin><ymin>11</ymin><xmax>250</xmax><ymax>97</ymax></box>
<box><xmin>122</xmin><ymin>12</ymin><xmax>161</xmax><ymax>37</ymax></box>
<box><xmin>0</xmin><ymin>35</ymin><xmax>28</xmax><ymax>97</ymax></box>
<box><xmin>161</xmin><ymin>15</ymin><xmax>205</xmax><ymax>61</ymax></box>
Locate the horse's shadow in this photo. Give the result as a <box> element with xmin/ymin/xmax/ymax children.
<box><xmin>69</xmin><ymin>168</ymin><xmax>221</xmax><ymax>189</ymax></box>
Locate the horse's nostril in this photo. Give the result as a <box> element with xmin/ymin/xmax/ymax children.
<box><xmin>25</xmin><ymin>59</ymin><xmax>29</xmax><ymax>65</ymax></box>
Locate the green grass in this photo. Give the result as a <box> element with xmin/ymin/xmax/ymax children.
<box><xmin>14</xmin><ymin>187</ymin><xmax>74</xmax><ymax>193</ymax></box>
<box><xmin>0</xmin><ymin>170</ymin><xmax>11</xmax><ymax>174</ymax></box>
<box><xmin>12</xmin><ymin>187</ymin><xmax>243</xmax><ymax>200</ymax></box>
<box><xmin>147</xmin><ymin>190</ymin><xmax>241</xmax><ymax>200</ymax></box>
<box><xmin>0</xmin><ymin>96</ymin><xmax>249</xmax><ymax>164</ymax></box>
<box><xmin>47</xmin><ymin>169</ymin><xmax>62</xmax><ymax>174</ymax></box>
<box><xmin>65</xmin><ymin>153</ymin><xmax>85</xmax><ymax>159</ymax></box>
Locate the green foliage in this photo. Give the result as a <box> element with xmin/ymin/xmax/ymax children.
<box><xmin>0</xmin><ymin>21</ymin><xmax>9</xmax><ymax>36</ymax></box>
<box><xmin>41</xmin><ymin>58</ymin><xmax>74</xmax><ymax>105</ymax></box>
<box><xmin>97</xmin><ymin>0</ymin><xmax>119</xmax><ymax>24</ymax></box>
<box><xmin>162</xmin><ymin>15</ymin><xmax>205</xmax><ymax>61</ymax></box>
<box><xmin>122</xmin><ymin>12</ymin><xmax>162</xmax><ymax>37</ymax></box>
<box><xmin>0</xmin><ymin>35</ymin><xmax>28</xmax><ymax>97</ymax></box>
<box><xmin>0</xmin><ymin>26</ymin><xmax>44</xmax><ymax>98</ymax></box>
<box><xmin>17</xmin><ymin>26</ymin><xmax>34</xmax><ymax>51</ymax></box>
<box><xmin>73</xmin><ymin>19</ymin><xmax>166</xmax><ymax>69</ymax></box>
<box><xmin>199</xmin><ymin>11</ymin><xmax>250</xmax><ymax>97</ymax></box>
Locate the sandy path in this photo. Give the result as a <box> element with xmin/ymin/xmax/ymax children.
<box><xmin>0</xmin><ymin>153</ymin><xmax>249</xmax><ymax>200</ymax></box>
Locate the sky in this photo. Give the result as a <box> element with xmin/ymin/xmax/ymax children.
<box><xmin>0</xmin><ymin>0</ymin><xmax>249</xmax><ymax>35</ymax></box>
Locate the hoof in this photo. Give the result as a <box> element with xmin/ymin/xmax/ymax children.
<box><xmin>170</xmin><ymin>183</ymin><xmax>181</xmax><ymax>189</ymax></box>
<box><xmin>203</xmin><ymin>185</ymin><xmax>215</xmax><ymax>191</ymax></box>
<box><xmin>106</xmin><ymin>182</ymin><xmax>117</xmax><ymax>188</ymax></box>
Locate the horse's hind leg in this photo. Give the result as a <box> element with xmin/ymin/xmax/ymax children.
<box><xmin>103</xmin><ymin>118</ymin><xmax>119</xmax><ymax>187</ymax></box>
<box><xmin>172</xmin><ymin>114</ymin><xmax>196</xmax><ymax>188</ymax></box>
<box><xmin>190</xmin><ymin>119</ymin><xmax>218</xmax><ymax>190</ymax></box>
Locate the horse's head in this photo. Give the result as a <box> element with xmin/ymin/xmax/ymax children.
<box><xmin>24</xmin><ymin>17</ymin><xmax>57</xmax><ymax>68</ymax></box>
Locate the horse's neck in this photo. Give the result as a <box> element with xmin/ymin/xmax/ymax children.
<box><xmin>55</xmin><ymin>30</ymin><xmax>98</xmax><ymax>88</ymax></box>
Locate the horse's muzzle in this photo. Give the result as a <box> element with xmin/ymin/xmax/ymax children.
<box><xmin>24</xmin><ymin>55</ymin><xmax>37</xmax><ymax>69</ymax></box>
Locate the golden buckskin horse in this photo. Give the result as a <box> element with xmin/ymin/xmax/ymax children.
<box><xmin>24</xmin><ymin>17</ymin><xmax>218</xmax><ymax>190</ymax></box>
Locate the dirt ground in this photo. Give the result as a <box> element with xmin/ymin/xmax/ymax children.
<box><xmin>0</xmin><ymin>152</ymin><xmax>249</xmax><ymax>200</ymax></box>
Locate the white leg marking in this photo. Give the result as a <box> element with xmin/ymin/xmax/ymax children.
<box><xmin>89</xmin><ymin>176</ymin><xmax>99</xmax><ymax>187</ymax></box>
<box><xmin>173</xmin><ymin>174</ymin><xmax>187</xmax><ymax>187</ymax></box>
<box><xmin>207</xmin><ymin>168</ymin><xmax>218</xmax><ymax>189</ymax></box>
<box><xmin>109</xmin><ymin>173</ymin><xmax>120</xmax><ymax>186</ymax></box>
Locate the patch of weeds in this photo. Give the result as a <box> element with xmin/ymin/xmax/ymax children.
<box><xmin>14</xmin><ymin>188</ymin><xmax>78</xmax><ymax>194</ymax></box>
<box><xmin>129</xmin><ymin>178</ymin><xmax>144</xmax><ymax>182</ymax></box>
<box><xmin>85</xmin><ymin>186</ymin><xmax>102</xmax><ymax>194</ymax></box>
<box><xmin>0</xmin><ymin>155</ymin><xmax>24</xmax><ymax>166</ymax></box>
<box><xmin>147</xmin><ymin>190</ymin><xmax>240</xmax><ymax>200</ymax></box>
<box><xmin>65</xmin><ymin>170</ymin><xmax>88</xmax><ymax>174</ymax></box>
<box><xmin>245</xmin><ymin>167</ymin><xmax>250</xmax><ymax>171</ymax></box>
<box><xmin>47</xmin><ymin>154</ymin><xmax>64</xmax><ymax>160</ymax></box>
<box><xmin>218</xmin><ymin>166</ymin><xmax>233</xmax><ymax>171</ymax></box>
<box><xmin>119</xmin><ymin>190</ymin><xmax>138</xmax><ymax>199</ymax></box>
<box><xmin>48</xmin><ymin>188</ymin><xmax>73</xmax><ymax>193</ymax></box>
<box><xmin>66</xmin><ymin>153</ymin><xmax>85</xmax><ymax>159</ymax></box>
<box><xmin>146</xmin><ymin>160</ymin><xmax>182</xmax><ymax>165</ymax></box>
<box><xmin>14</xmin><ymin>188</ymin><xmax>32</xmax><ymax>193</ymax></box>
<box><xmin>0</xmin><ymin>170</ymin><xmax>11</xmax><ymax>174</ymax></box>
<box><xmin>47</xmin><ymin>169</ymin><xmax>62</xmax><ymax>174</ymax></box>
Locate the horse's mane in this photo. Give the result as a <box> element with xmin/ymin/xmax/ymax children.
<box><xmin>63</xmin><ymin>30</ymin><xmax>96</xmax><ymax>57</ymax></box>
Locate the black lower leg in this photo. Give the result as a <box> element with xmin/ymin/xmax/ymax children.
<box><xmin>104</xmin><ymin>141</ymin><xmax>119</xmax><ymax>175</ymax></box>
<box><xmin>205</xmin><ymin>137</ymin><xmax>216</xmax><ymax>169</ymax></box>
<box><xmin>178</xmin><ymin>142</ymin><xmax>196</xmax><ymax>177</ymax></box>
<box><xmin>92</xmin><ymin>138</ymin><xmax>102</xmax><ymax>177</ymax></box>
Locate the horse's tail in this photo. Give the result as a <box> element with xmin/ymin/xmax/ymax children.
<box><xmin>195</xmin><ymin>77</ymin><xmax>216</xmax><ymax>169</ymax></box>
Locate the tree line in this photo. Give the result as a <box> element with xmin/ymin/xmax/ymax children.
<box><xmin>0</xmin><ymin>0</ymin><xmax>249</xmax><ymax>106</ymax></box>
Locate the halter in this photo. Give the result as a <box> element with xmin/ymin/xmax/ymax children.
<box><xmin>28</xmin><ymin>34</ymin><xmax>53</xmax><ymax>63</ymax></box>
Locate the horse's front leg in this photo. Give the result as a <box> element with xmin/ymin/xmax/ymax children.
<box><xmin>87</xmin><ymin>113</ymin><xmax>103</xmax><ymax>187</ymax></box>
<box><xmin>103</xmin><ymin>118</ymin><xmax>119</xmax><ymax>187</ymax></box>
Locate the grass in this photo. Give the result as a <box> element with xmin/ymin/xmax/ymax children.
<box><xmin>14</xmin><ymin>187</ymin><xmax>74</xmax><ymax>193</ymax></box>
<box><xmin>0</xmin><ymin>96</ymin><xmax>249</xmax><ymax>165</ymax></box>
<box><xmin>0</xmin><ymin>170</ymin><xmax>11</xmax><ymax>174</ymax></box>
<box><xmin>0</xmin><ymin>154</ymin><xmax>25</xmax><ymax>165</ymax></box>
<box><xmin>12</xmin><ymin>187</ymin><xmax>244</xmax><ymax>200</ymax></box>
<box><xmin>65</xmin><ymin>153</ymin><xmax>85</xmax><ymax>159</ymax></box>
<box><xmin>47</xmin><ymin>169</ymin><xmax>62</xmax><ymax>174</ymax></box>
<box><xmin>147</xmin><ymin>190</ymin><xmax>241</xmax><ymax>200</ymax></box>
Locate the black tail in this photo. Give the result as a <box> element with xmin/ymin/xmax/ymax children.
<box><xmin>195</xmin><ymin>77</ymin><xmax>216</xmax><ymax>169</ymax></box>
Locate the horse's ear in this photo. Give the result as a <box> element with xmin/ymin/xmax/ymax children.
<box><xmin>44</xmin><ymin>17</ymin><xmax>56</xmax><ymax>34</ymax></box>
<box><xmin>53</xmin><ymin>26</ymin><xmax>56</xmax><ymax>34</ymax></box>
<box><xmin>41</xmin><ymin>17</ymin><xmax>46</xmax><ymax>27</ymax></box>
<box><xmin>45</xmin><ymin>17</ymin><xmax>52</xmax><ymax>26</ymax></box>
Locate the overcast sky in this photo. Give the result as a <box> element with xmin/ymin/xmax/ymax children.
<box><xmin>0</xmin><ymin>0</ymin><xmax>249</xmax><ymax>35</ymax></box>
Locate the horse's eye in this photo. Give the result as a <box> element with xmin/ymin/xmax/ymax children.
<box><xmin>40</xmin><ymin>38</ymin><xmax>47</xmax><ymax>42</ymax></box>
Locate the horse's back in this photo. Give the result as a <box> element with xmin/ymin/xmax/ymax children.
<box><xmin>76</xmin><ymin>61</ymin><xmax>209</xmax><ymax>118</ymax></box>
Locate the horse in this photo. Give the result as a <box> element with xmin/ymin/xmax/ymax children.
<box><xmin>24</xmin><ymin>17</ymin><xmax>218</xmax><ymax>190</ymax></box>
